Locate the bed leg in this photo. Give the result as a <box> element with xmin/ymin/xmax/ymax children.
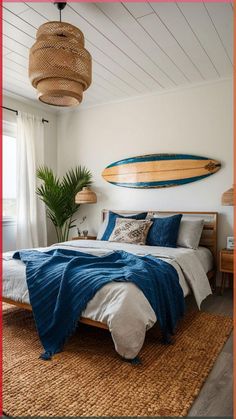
<box><xmin>211</xmin><ymin>274</ymin><xmax>217</xmax><ymax>293</ymax></box>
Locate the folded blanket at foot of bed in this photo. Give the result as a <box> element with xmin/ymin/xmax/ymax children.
<box><xmin>13</xmin><ymin>248</ymin><xmax>185</xmax><ymax>360</ymax></box>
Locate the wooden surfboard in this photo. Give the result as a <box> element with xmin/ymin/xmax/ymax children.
<box><xmin>102</xmin><ymin>154</ymin><xmax>221</xmax><ymax>188</ymax></box>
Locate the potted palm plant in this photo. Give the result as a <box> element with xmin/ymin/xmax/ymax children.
<box><xmin>36</xmin><ymin>166</ymin><xmax>92</xmax><ymax>242</ymax></box>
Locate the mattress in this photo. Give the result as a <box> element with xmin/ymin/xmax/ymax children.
<box><xmin>3</xmin><ymin>241</ymin><xmax>212</xmax><ymax>359</ymax></box>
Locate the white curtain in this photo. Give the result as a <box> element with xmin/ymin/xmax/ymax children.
<box><xmin>16</xmin><ymin>112</ymin><xmax>47</xmax><ymax>249</ymax></box>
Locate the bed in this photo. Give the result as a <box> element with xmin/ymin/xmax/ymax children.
<box><xmin>3</xmin><ymin>210</ymin><xmax>217</xmax><ymax>359</ymax></box>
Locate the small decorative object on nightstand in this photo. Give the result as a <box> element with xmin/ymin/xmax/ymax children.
<box><xmin>72</xmin><ymin>235</ymin><xmax>97</xmax><ymax>240</ymax></box>
<box><xmin>77</xmin><ymin>216</ymin><xmax>87</xmax><ymax>237</ymax></box>
<box><xmin>227</xmin><ymin>236</ymin><xmax>234</xmax><ymax>250</ymax></box>
<box><xmin>219</xmin><ymin>249</ymin><xmax>234</xmax><ymax>295</ymax></box>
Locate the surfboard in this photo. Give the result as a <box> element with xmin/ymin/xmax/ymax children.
<box><xmin>102</xmin><ymin>154</ymin><xmax>221</xmax><ymax>188</ymax></box>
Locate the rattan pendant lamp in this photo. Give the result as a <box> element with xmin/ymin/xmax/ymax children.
<box><xmin>75</xmin><ymin>187</ymin><xmax>97</xmax><ymax>204</ymax></box>
<box><xmin>221</xmin><ymin>186</ymin><xmax>234</xmax><ymax>206</ymax></box>
<box><xmin>29</xmin><ymin>2</ymin><xmax>92</xmax><ymax>107</ymax></box>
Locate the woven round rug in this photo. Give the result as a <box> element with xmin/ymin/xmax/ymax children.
<box><xmin>3</xmin><ymin>305</ymin><xmax>232</xmax><ymax>417</ymax></box>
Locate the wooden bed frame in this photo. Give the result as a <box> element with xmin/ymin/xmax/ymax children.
<box><xmin>3</xmin><ymin>210</ymin><xmax>218</xmax><ymax>331</ymax></box>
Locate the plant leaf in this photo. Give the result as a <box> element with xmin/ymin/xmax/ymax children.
<box><xmin>36</xmin><ymin>165</ymin><xmax>93</xmax><ymax>241</ymax></box>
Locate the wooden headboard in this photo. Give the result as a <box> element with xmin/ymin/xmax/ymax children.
<box><xmin>102</xmin><ymin>210</ymin><xmax>218</xmax><ymax>270</ymax></box>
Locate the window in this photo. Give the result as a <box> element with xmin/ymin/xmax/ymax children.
<box><xmin>3</xmin><ymin>121</ymin><xmax>17</xmax><ymax>218</ymax></box>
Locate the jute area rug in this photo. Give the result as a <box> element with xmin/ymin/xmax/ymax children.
<box><xmin>3</xmin><ymin>305</ymin><xmax>232</xmax><ymax>417</ymax></box>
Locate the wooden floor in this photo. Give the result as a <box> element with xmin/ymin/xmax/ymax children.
<box><xmin>3</xmin><ymin>288</ymin><xmax>233</xmax><ymax>418</ymax></box>
<box><xmin>187</xmin><ymin>288</ymin><xmax>233</xmax><ymax>417</ymax></box>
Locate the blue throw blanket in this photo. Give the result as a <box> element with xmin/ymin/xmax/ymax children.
<box><xmin>13</xmin><ymin>249</ymin><xmax>185</xmax><ymax>360</ymax></box>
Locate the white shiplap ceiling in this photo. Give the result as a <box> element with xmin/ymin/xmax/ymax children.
<box><xmin>3</xmin><ymin>1</ymin><xmax>233</xmax><ymax>109</ymax></box>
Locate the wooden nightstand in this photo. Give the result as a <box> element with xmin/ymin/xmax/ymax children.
<box><xmin>72</xmin><ymin>236</ymin><xmax>97</xmax><ymax>240</ymax></box>
<box><xmin>219</xmin><ymin>249</ymin><xmax>234</xmax><ymax>294</ymax></box>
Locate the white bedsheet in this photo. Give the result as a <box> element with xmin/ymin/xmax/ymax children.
<box><xmin>3</xmin><ymin>240</ymin><xmax>212</xmax><ymax>359</ymax></box>
<box><xmin>195</xmin><ymin>247</ymin><xmax>213</xmax><ymax>273</ymax></box>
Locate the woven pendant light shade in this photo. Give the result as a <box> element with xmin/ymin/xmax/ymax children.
<box><xmin>29</xmin><ymin>21</ymin><xmax>92</xmax><ymax>107</ymax></box>
<box><xmin>221</xmin><ymin>186</ymin><xmax>234</xmax><ymax>206</ymax></box>
<box><xmin>75</xmin><ymin>187</ymin><xmax>97</xmax><ymax>204</ymax></box>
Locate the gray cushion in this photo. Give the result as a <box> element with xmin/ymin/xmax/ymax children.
<box><xmin>177</xmin><ymin>218</ymin><xmax>204</xmax><ymax>249</ymax></box>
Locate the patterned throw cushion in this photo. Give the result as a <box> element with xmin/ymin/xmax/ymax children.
<box><xmin>109</xmin><ymin>218</ymin><xmax>153</xmax><ymax>245</ymax></box>
<box><xmin>100</xmin><ymin>211</ymin><xmax>148</xmax><ymax>241</ymax></box>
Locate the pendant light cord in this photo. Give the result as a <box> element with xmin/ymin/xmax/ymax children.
<box><xmin>54</xmin><ymin>2</ymin><xmax>67</xmax><ymax>22</ymax></box>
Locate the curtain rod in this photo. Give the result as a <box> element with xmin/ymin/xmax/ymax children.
<box><xmin>2</xmin><ymin>106</ymin><xmax>49</xmax><ymax>124</ymax></box>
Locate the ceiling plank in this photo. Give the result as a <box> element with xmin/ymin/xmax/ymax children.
<box><xmin>67</xmin><ymin>2</ymin><xmax>166</xmax><ymax>89</ymax></box>
<box><xmin>204</xmin><ymin>2</ymin><xmax>233</xmax><ymax>64</ymax></box>
<box><xmin>123</xmin><ymin>2</ymin><xmax>153</xmax><ymax>19</ymax></box>
<box><xmin>17</xmin><ymin>7</ymin><xmax>48</xmax><ymax>28</ymax></box>
<box><xmin>89</xmin><ymin>83</ymin><xmax>118</xmax><ymax>101</ymax></box>
<box><xmin>138</xmin><ymin>12</ymin><xmax>201</xmax><ymax>83</ymax></box>
<box><xmin>3</xmin><ymin>20</ymin><xmax>34</xmax><ymax>48</ymax></box>
<box><xmin>83</xmin><ymin>90</ymin><xmax>105</xmax><ymax>103</ymax></box>
<box><xmin>4</xmin><ymin>57</ymin><xmax>28</xmax><ymax>73</ymax></box>
<box><xmin>85</xmin><ymin>40</ymin><xmax>147</xmax><ymax>94</ymax></box>
<box><xmin>3</xmin><ymin>35</ymin><xmax>29</xmax><ymax>58</ymax></box>
<box><xmin>92</xmin><ymin>71</ymin><xmax>127</xmax><ymax>98</ymax></box>
<box><xmin>3</xmin><ymin>7</ymin><xmax>37</xmax><ymax>38</ymax></box>
<box><xmin>3</xmin><ymin>2</ymin><xmax>30</xmax><ymax>15</ymax></box>
<box><xmin>92</xmin><ymin>61</ymin><xmax>139</xmax><ymax>96</ymax></box>
<box><xmin>178</xmin><ymin>2</ymin><xmax>232</xmax><ymax>76</ymax></box>
<box><xmin>3</xmin><ymin>71</ymin><xmax>33</xmax><ymax>89</ymax></box>
<box><xmin>3</xmin><ymin>46</ymin><xmax>11</xmax><ymax>56</ymax></box>
<box><xmin>150</xmin><ymin>2</ymin><xmax>219</xmax><ymax>80</ymax></box>
<box><xmin>5</xmin><ymin>51</ymin><xmax>28</xmax><ymax>68</ymax></box>
<box><xmin>3</xmin><ymin>82</ymin><xmax>33</xmax><ymax>98</ymax></box>
<box><xmin>3</xmin><ymin>85</ymin><xmax>36</xmax><ymax>102</ymax></box>
<box><xmin>97</xmin><ymin>2</ymin><xmax>187</xmax><ymax>86</ymax></box>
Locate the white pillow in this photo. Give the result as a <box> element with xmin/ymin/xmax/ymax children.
<box><xmin>97</xmin><ymin>213</ymin><xmax>109</xmax><ymax>240</ymax></box>
<box><xmin>177</xmin><ymin>218</ymin><xmax>204</xmax><ymax>249</ymax></box>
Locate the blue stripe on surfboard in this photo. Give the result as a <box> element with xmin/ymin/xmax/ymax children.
<box><xmin>109</xmin><ymin>174</ymin><xmax>212</xmax><ymax>188</ymax></box>
<box><xmin>107</xmin><ymin>154</ymin><xmax>209</xmax><ymax>169</ymax></box>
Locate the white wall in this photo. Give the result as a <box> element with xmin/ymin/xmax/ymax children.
<box><xmin>57</xmin><ymin>79</ymin><xmax>233</xmax><ymax>252</ymax></box>
<box><xmin>3</xmin><ymin>95</ymin><xmax>58</xmax><ymax>249</ymax></box>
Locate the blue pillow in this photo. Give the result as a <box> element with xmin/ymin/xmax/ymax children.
<box><xmin>146</xmin><ymin>214</ymin><xmax>182</xmax><ymax>248</ymax></box>
<box><xmin>101</xmin><ymin>211</ymin><xmax>148</xmax><ymax>241</ymax></box>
